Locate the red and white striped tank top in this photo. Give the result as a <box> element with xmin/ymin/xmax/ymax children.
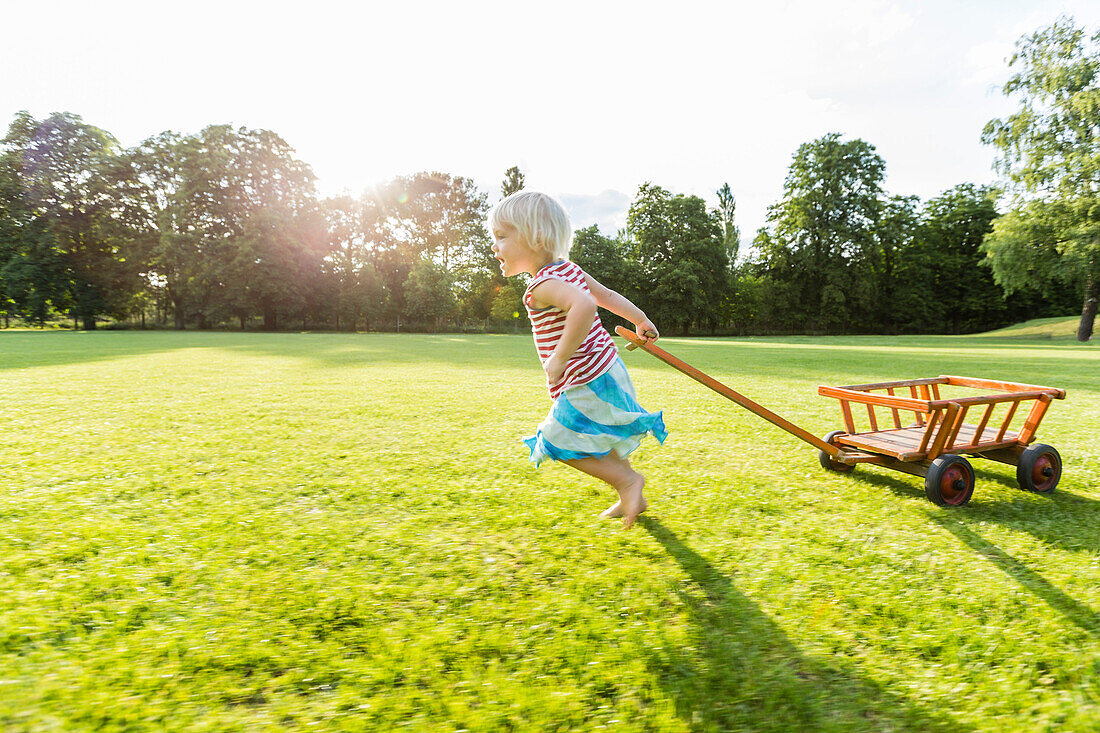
<box><xmin>524</xmin><ymin>260</ymin><xmax>619</xmax><ymax>398</ymax></box>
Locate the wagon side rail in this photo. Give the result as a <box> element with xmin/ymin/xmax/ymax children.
<box><xmin>817</xmin><ymin>375</ymin><xmax>1064</xmax><ymax>461</ymax></box>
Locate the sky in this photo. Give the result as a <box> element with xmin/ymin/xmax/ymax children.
<box><xmin>3</xmin><ymin>0</ymin><xmax>1100</xmax><ymax>242</ymax></box>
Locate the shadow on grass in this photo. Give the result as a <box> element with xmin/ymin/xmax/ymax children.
<box><xmin>0</xmin><ymin>330</ymin><xmax>535</xmax><ymax>372</ymax></box>
<box><xmin>850</xmin><ymin>470</ymin><xmax>1100</xmax><ymax>638</ymax></box>
<box><xmin>853</xmin><ymin>466</ymin><xmax>1100</xmax><ymax>556</ymax></box>
<box><xmin>927</xmin><ymin>515</ymin><xmax>1100</xmax><ymax>639</ymax></box>
<box><xmin>0</xmin><ymin>330</ymin><xmax>203</xmax><ymax>371</ymax></box>
<box><xmin>639</xmin><ymin>516</ymin><xmax>969</xmax><ymax>732</ymax></box>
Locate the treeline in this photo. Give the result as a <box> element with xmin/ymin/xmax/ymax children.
<box><xmin>0</xmin><ymin>111</ymin><xmax>1073</xmax><ymax>336</ymax></box>
<box><xmin>4</xmin><ymin>48</ymin><xmax>1096</xmax><ymax>338</ymax></box>
<box><xmin>0</xmin><ymin>113</ymin><xmax>501</xmax><ymax>333</ymax></box>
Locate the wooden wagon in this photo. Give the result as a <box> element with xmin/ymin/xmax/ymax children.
<box><xmin>616</xmin><ymin>327</ymin><xmax>1066</xmax><ymax>506</ymax></box>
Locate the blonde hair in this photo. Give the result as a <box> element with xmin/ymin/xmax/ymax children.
<box><xmin>488</xmin><ymin>191</ymin><xmax>573</xmax><ymax>260</ymax></box>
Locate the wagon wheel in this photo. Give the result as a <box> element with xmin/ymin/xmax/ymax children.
<box><xmin>924</xmin><ymin>454</ymin><xmax>975</xmax><ymax>507</ymax></box>
<box><xmin>1016</xmin><ymin>443</ymin><xmax>1061</xmax><ymax>494</ymax></box>
<box><xmin>818</xmin><ymin>430</ymin><xmax>855</xmax><ymax>473</ymax></box>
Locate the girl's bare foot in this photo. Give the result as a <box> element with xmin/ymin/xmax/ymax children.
<box><xmin>599</xmin><ymin>501</ymin><xmax>622</xmax><ymax>519</ymax></box>
<box><xmin>619</xmin><ymin>475</ymin><xmax>648</xmax><ymax>529</ymax></box>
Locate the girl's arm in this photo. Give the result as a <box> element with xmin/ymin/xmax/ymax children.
<box><xmin>529</xmin><ymin>279</ymin><xmax>598</xmax><ymax>384</ymax></box>
<box><xmin>584</xmin><ymin>274</ymin><xmax>659</xmax><ymax>342</ymax></box>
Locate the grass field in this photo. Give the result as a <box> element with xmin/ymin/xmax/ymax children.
<box><xmin>977</xmin><ymin>315</ymin><xmax>1087</xmax><ymax>340</ymax></box>
<box><xmin>1</xmin><ymin>329</ymin><xmax>1098</xmax><ymax>732</ymax></box>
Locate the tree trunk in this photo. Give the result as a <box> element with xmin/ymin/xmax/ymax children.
<box><xmin>239</xmin><ymin>315</ymin><xmax>246</xmax><ymax>330</ymax></box>
<box><xmin>1077</xmin><ymin>273</ymin><xmax>1098</xmax><ymax>342</ymax></box>
<box><xmin>170</xmin><ymin>292</ymin><xmax>185</xmax><ymax>330</ymax></box>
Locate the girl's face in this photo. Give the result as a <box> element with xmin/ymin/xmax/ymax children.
<box><xmin>491</xmin><ymin>223</ymin><xmax>547</xmax><ymax>277</ymax></box>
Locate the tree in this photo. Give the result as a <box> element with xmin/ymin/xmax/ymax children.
<box><xmin>501</xmin><ymin>166</ymin><xmax>525</xmax><ymax>197</ymax></box>
<box><xmin>127</xmin><ymin>129</ymin><xmax>229</xmax><ymax>329</ymax></box>
<box><xmin>0</xmin><ymin>138</ymin><xmax>66</xmax><ymax>324</ymax></box>
<box><xmin>129</xmin><ymin>125</ymin><xmax>318</xmax><ymax>329</ymax></box>
<box><xmin>571</xmin><ymin>224</ymin><xmax>630</xmax><ymax>331</ymax></box>
<box><xmin>402</xmin><ymin>259</ymin><xmax>457</xmax><ymax>328</ymax></box>
<box><xmin>755</xmin><ymin>134</ymin><xmax>886</xmax><ymax>333</ymax></box>
<box><xmin>320</xmin><ymin>195</ymin><xmax>385</xmax><ymax>331</ymax></box>
<box><xmin>380</xmin><ymin>172</ymin><xmax>490</xmax><ymax>275</ymax></box>
<box><xmin>225</xmin><ymin>128</ymin><xmax>320</xmax><ymax>330</ymax></box>
<box><xmin>914</xmin><ymin>185</ymin><xmax>1005</xmax><ymax>333</ymax></box>
<box><xmin>716</xmin><ymin>182</ymin><xmax>741</xmax><ymax>265</ymax></box>
<box><xmin>874</xmin><ymin>194</ymin><xmax>922</xmax><ymax>334</ymax></box>
<box><xmin>489</xmin><ymin>280</ymin><xmax>525</xmax><ymax>331</ymax></box>
<box><xmin>981</xmin><ymin>17</ymin><xmax>1100</xmax><ymax>341</ymax></box>
<box><xmin>624</xmin><ymin>183</ymin><xmax>730</xmax><ymax>334</ymax></box>
<box><xmin>1</xmin><ymin>111</ymin><xmax>139</xmax><ymax>328</ymax></box>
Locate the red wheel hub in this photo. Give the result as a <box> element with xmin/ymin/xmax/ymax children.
<box><xmin>940</xmin><ymin>465</ymin><xmax>971</xmax><ymax>505</ymax></box>
<box><xmin>1031</xmin><ymin>454</ymin><xmax>1056</xmax><ymax>491</ymax></box>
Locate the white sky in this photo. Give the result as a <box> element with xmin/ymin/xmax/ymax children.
<box><xmin>4</xmin><ymin>0</ymin><xmax>1099</xmax><ymax>241</ymax></box>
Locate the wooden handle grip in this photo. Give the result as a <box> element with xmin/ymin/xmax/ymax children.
<box><xmin>619</xmin><ymin>327</ymin><xmax>655</xmax><ymax>350</ymax></box>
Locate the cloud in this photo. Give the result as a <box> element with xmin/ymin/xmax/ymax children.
<box><xmin>557</xmin><ymin>190</ymin><xmax>633</xmax><ymax>236</ymax></box>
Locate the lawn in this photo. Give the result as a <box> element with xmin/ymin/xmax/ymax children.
<box><xmin>1</xmin><ymin>329</ymin><xmax>1097</xmax><ymax>732</ymax></box>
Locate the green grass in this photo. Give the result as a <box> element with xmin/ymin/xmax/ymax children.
<box><xmin>1</xmin><ymin>330</ymin><xmax>1098</xmax><ymax>732</ymax></box>
<box><xmin>978</xmin><ymin>315</ymin><xmax>1086</xmax><ymax>340</ymax></box>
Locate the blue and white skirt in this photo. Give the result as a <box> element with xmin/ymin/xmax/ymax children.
<box><xmin>524</xmin><ymin>357</ymin><xmax>667</xmax><ymax>466</ymax></box>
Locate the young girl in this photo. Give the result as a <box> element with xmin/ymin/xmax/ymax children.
<box><xmin>489</xmin><ymin>191</ymin><xmax>667</xmax><ymax>529</ymax></box>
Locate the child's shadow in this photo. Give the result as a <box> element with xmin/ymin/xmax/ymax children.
<box><xmin>639</xmin><ymin>517</ymin><xmax>969</xmax><ymax>732</ymax></box>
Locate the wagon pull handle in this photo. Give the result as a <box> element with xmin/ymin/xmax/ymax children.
<box><xmin>623</xmin><ymin>328</ymin><xmax>657</xmax><ymax>351</ymax></box>
<box><xmin>615</xmin><ymin>326</ymin><xmax>840</xmax><ymax>457</ymax></box>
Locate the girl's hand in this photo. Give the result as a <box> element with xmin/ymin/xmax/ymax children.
<box><xmin>636</xmin><ymin>320</ymin><xmax>659</xmax><ymax>343</ymax></box>
<box><xmin>545</xmin><ymin>354</ymin><xmax>568</xmax><ymax>385</ymax></box>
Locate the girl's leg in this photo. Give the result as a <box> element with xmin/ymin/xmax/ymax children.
<box><xmin>564</xmin><ymin>453</ymin><xmax>648</xmax><ymax>528</ymax></box>
<box><xmin>594</xmin><ymin>455</ymin><xmax>632</xmax><ymax>519</ymax></box>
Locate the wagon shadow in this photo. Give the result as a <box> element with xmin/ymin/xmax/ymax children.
<box><xmin>639</xmin><ymin>517</ymin><xmax>969</xmax><ymax>732</ymax></box>
<box><xmin>851</xmin><ymin>471</ymin><xmax>1100</xmax><ymax>638</ymax></box>
<box><xmin>928</xmin><ymin>516</ymin><xmax>1100</xmax><ymax>639</ymax></box>
<box><xmin>853</xmin><ymin>468</ymin><xmax>1100</xmax><ymax>556</ymax></box>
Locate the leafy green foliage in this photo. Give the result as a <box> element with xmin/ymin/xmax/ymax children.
<box><xmin>755</xmin><ymin>133</ymin><xmax>886</xmax><ymax>333</ymax></box>
<box><xmin>571</xmin><ymin>225</ymin><xmax>631</xmax><ymax>331</ymax></box>
<box><xmin>378</xmin><ymin>172</ymin><xmax>490</xmax><ymax>277</ymax></box>
<box><xmin>910</xmin><ymin>185</ymin><xmax>1006</xmax><ymax>333</ymax></box>
<box><xmin>3</xmin><ymin>78</ymin><xmax>1092</xmax><ymax>336</ymax></box>
<box><xmin>716</xmin><ymin>182</ymin><xmax>740</xmax><ymax>264</ymax></box>
<box><xmin>402</xmin><ymin>260</ymin><xmax>458</xmax><ymax>325</ymax></box>
<box><xmin>0</xmin><ymin>331</ymin><xmax>1097</xmax><ymax>730</ymax></box>
<box><xmin>0</xmin><ymin>153</ymin><xmax>65</xmax><ymax>324</ymax></box>
<box><xmin>982</xmin><ymin>18</ymin><xmax>1100</xmax><ymax>340</ymax></box>
<box><xmin>501</xmin><ymin>165</ymin><xmax>525</xmax><ymax>198</ymax></box>
<box><xmin>319</xmin><ymin>196</ymin><xmax>385</xmax><ymax>331</ymax></box>
<box><xmin>625</xmin><ymin>184</ymin><xmax>731</xmax><ymax>334</ymax></box>
<box><xmin>0</xmin><ymin>111</ymin><xmax>139</xmax><ymax>327</ymax></box>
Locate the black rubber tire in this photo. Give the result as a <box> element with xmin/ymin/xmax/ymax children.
<box><xmin>818</xmin><ymin>430</ymin><xmax>854</xmax><ymax>473</ymax></box>
<box><xmin>924</xmin><ymin>454</ymin><xmax>975</xmax><ymax>507</ymax></box>
<box><xmin>1017</xmin><ymin>443</ymin><xmax>1061</xmax><ymax>494</ymax></box>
